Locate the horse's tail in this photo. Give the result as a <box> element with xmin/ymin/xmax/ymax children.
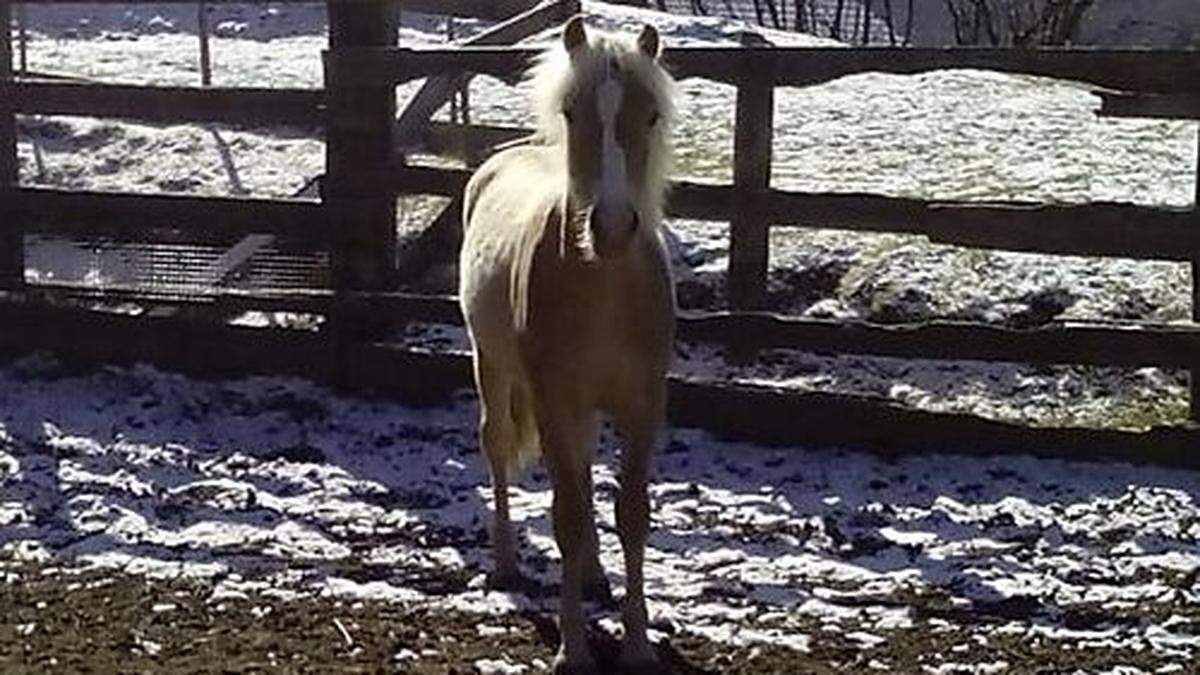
<box><xmin>505</xmin><ymin>380</ymin><xmax>542</xmax><ymax>477</ymax></box>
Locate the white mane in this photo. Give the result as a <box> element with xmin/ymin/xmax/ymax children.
<box><xmin>525</xmin><ymin>28</ymin><xmax>677</xmax><ymax>218</ymax></box>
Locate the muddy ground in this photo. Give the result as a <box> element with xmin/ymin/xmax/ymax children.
<box><xmin>2</xmin><ymin>358</ymin><xmax>1199</xmax><ymax>673</ymax></box>
<box><xmin>3</xmin><ymin>562</ymin><xmax>1195</xmax><ymax>674</ymax></box>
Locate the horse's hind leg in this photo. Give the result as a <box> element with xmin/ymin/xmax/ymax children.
<box><xmin>613</xmin><ymin>383</ymin><xmax>666</xmax><ymax>670</ymax></box>
<box><xmin>473</xmin><ymin>351</ymin><xmax>524</xmax><ymax>589</ymax></box>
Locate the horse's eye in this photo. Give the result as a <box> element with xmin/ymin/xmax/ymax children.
<box><xmin>563</xmin><ymin>108</ymin><xmax>575</xmax><ymax>124</ymax></box>
<box><xmin>649</xmin><ymin>111</ymin><xmax>661</xmax><ymax>128</ymax></box>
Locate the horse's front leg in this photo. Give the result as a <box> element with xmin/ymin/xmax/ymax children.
<box><xmin>613</xmin><ymin>381</ymin><xmax>666</xmax><ymax>671</ymax></box>
<box><xmin>538</xmin><ymin>404</ymin><xmax>599</xmax><ymax>674</ymax></box>
<box><xmin>581</xmin><ymin>466</ymin><xmax>615</xmax><ymax>607</ymax></box>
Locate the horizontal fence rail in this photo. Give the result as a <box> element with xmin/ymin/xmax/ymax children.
<box><xmin>3</xmin><ymin>187</ymin><xmax>330</xmax><ymax>242</ymax></box>
<box><xmin>24</xmin><ymin>284</ymin><xmax>1200</xmax><ymax>371</ymax></box>
<box><xmin>2</xmin><ymin>296</ymin><xmax>1198</xmax><ymax>468</ymax></box>
<box><xmin>5</xmin><ymin>80</ymin><xmax>326</xmax><ymax>126</ymax></box>
<box><xmin>403</xmin><ymin>0</ymin><xmax>541</xmax><ymax>18</ymax></box>
<box><xmin>19</xmin><ymin>0</ymin><xmax>326</xmax><ymax>2</ymax></box>
<box><xmin>16</xmin><ymin>0</ymin><xmax>541</xmax><ymax>19</ymax></box>
<box><xmin>388</xmin><ymin>164</ymin><xmax>1199</xmax><ymax>261</ymax></box>
<box><xmin>1097</xmin><ymin>92</ymin><xmax>1200</xmax><ymax>120</ymax></box>
<box><xmin>325</xmin><ymin>46</ymin><xmax>1200</xmax><ymax>93</ymax></box>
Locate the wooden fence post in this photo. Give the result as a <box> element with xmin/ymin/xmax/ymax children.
<box><xmin>728</xmin><ymin>33</ymin><xmax>773</xmax><ymax>311</ymax></box>
<box><xmin>1</xmin><ymin>0</ymin><xmax>22</xmax><ymax>290</ymax></box>
<box><xmin>15</xmin><ymin>0</ymin><xmax>25</xmax><ymax>75</ymax></box>
<box><xmin>198</xmin><ymin>2</ymin><xmax>212</xmax><ymax>87</ymax></box>
<box><xmin>324</xmin><ymin>0</ymin><xmax>398</xmax><ymax>337</ymax></box>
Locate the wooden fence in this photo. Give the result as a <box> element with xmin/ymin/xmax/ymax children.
<box><xmin>2</xmin><ymin>0</ymin><xmax>1200</xmax><ymax>465</ymax></box>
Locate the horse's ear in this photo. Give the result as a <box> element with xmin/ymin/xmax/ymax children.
<box><xmin>637</xmin><ymin>24</ymin><xmax>661</xmax><ymax>59</ymax></box>
<box><xmin>563</xmin><ymin>15</ymin><xmax>587</xmax><ymax>53</ymax></box>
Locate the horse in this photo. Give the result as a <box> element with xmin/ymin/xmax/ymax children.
<box><xmin>458</xmin><ymin>15</ymin><xmax>676</xmax><ymax>674</ymax></box>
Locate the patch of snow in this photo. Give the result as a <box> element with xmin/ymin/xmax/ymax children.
<box><xmin>923</xmin><ymin>662</ymin><xmax>1009</xmax><ymax>675</ymax></box>
<box><xmin>474</xmin><ymin>658</ymin><xmax>529</xmax><ymax>675</ymax></box>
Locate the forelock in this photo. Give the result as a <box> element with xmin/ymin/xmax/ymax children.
<box><xmin>527</xmin><ymin>28</ymin><xmax>676</xmax><ymax>141</ymax></box>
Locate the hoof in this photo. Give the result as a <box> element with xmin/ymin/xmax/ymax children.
<box><xmin>486</xmin><ymin>569</ymin><xmax>532</xmax><ymax>594</ymax></box>
<box><xmin>553</xmin><ymin>649</ymin><xmax>599</xmax><ymax>675</ymax></box>
<box><xmin>582</xmin><ymin>575</ymin><xmax>616</xmax><ymax>609</ymax></box>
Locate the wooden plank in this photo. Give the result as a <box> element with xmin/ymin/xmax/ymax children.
<box><xmin>0</xmin><ymin>0</ymin><xmax>21</xmax><ymax>290</ymax></box>
<box><xmin>388</xmin><ymin>165</ymin><xmax>1198</xmax><ymax>261</ymax></box>
<box><xmin>412</xmin><ymin>121</ymin><xmax>532</xmax><ymax>156</ymax></box>
<box><xmin>698</xmin><ymin>47</ymin><xmax>1200</xmax><ymax>94</ymax></box>
<box><xmin>325</xmin><ymin>1</ymin><xmax>397</xmax><ymax>296</ymax></box>
<box><xmin>7</xmin><ymin>69</ymin><xmax>87</xmax><ymax>82</ymax></box>
<box><xmin>767</xmin><ymin>193</ymin><xmax>1200</xmax><ymax>261</ymax></box>
<box><xmin>390</xmin><ymin>163</ymin><xmax>472</xmax><ymax>196</ymax></box>
<box><xmin>395</xmin><ymin>0</ymin><xmax>579</xmax><ymax>147</ymax></box>
<box><xmin>28</xmin><ymin>283</ymin><xmax>1200</xmax><ymax>371</ymax></box>
<box><xmin>1097</xmin><ymin>92</ymin><xmax>1200</xmax><ymax>120</ymax></box>
<box><xmin>325</xmin><ymin>46</ymin><xmax>530</xmax><ymax>86</ymax></box>
<box><xmin>325</xmin><ymin>46</ymin><xmax>1200</xmax><ymax>94</ymax></box>
<box><xmin>1</xmin><ymin>298</ymin><xmax>1197</xmax><ymax>468</ymax></box>
<box><xmin>200</xmin><ymin>234</ymin><xmax>277</xmax><ymax>286</ymax></box>
<box><xmin>198</xmin><ymin>1</ymin><xmax>212</xmax><ymax>87</ymax></box>
<box><xmin>6</xmin><ymin>0</ymin><xmax>521</xmax><ymax>11</ymax></box>
<box><xmin>0</xmin><ymin>1</ymin><xmax>528</xmax><ymax>16</ymax></box>
<box><xmin>15</xmin><ymin>0</ymin><xmax>25</xmax><ymax>75</ymax></box>
<box><xmin>5</xmin><ymin>80</ymin><xmax>325</xmax><ymax>125</ymax></box>
<box><xmin>403</xmin><ymin>0</ymin><xmax>542</xmax><ymax>19</ymax></box>
<box><xmin>3</xmin><ymin>187</ymin><xmax>330</xmax><ymax>242</ymax></box>
<box><xmin>728</xmin><ymin>39</ymin><xmax>773</xmax><ymax>311</ymax></box>
<box><xmin>680</xmin><ymin>312</ymin><xmax>1200</xmax><ymax>369</ymax></box>
<box><xmin>18</xmin><ymin>0</ymin><xmax>318</xmax><ymax>3</ymax></box>
<box><xmin>920</xmin><ymin>201</ymin><xmax>1198</xmax><ymax>260</ymax></box>
<box><xmin>675</xmin><ymin>184</ymin><xmax>1200</xmax><ymax>262</ymax></box>
<box><xmin>368</xmin><ymin>295</ymin><xmax>1200</xmax><ymax>370</ymax></box>
<box><xmin>666</xmin><ymin>378</ymin><xmax>1200</xmax><ymax>469</ymax></box>
<box><xmin>0</xmin><ymin>4</ymin><xmax>13</xmax><ymax>176</ymax></box>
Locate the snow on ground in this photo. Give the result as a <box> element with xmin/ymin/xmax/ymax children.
<box><xmin>0</xmin><ymin>355</ymin><xmax>1197</xmax><ymax>669</ymax></box>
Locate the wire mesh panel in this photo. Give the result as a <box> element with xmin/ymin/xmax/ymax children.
<box><xmin>23</xmin><ymin>234</ymin><xmax>331</xmax><ymax>303</ymax></box>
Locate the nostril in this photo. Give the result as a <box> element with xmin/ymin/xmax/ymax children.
<box><xmin>629</xmin><ymin>211</ymin><xmax>640</xmax><ymax>232</ymax></box>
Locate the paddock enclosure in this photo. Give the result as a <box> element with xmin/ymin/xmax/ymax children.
<box><xmin>1</xmin><ymin>0</ymin><xmax>1200</xmax><ymax>467</ymax></box>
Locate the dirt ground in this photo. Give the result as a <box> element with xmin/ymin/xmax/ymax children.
<box><xmin>2</xmin><ymin>563</ymin><xmax>1193</xmax><ymax>674</ymax></box>
<box><xmin>1</xmin><ymin>356</ymin><xmax>1197</xmax><ymax>674</ymax></box>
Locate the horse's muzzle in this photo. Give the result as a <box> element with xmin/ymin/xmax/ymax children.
<box><xmin>588</xmin><ymin>204</ymin><xmax>639</xmax><ymax>258</ymax></box>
